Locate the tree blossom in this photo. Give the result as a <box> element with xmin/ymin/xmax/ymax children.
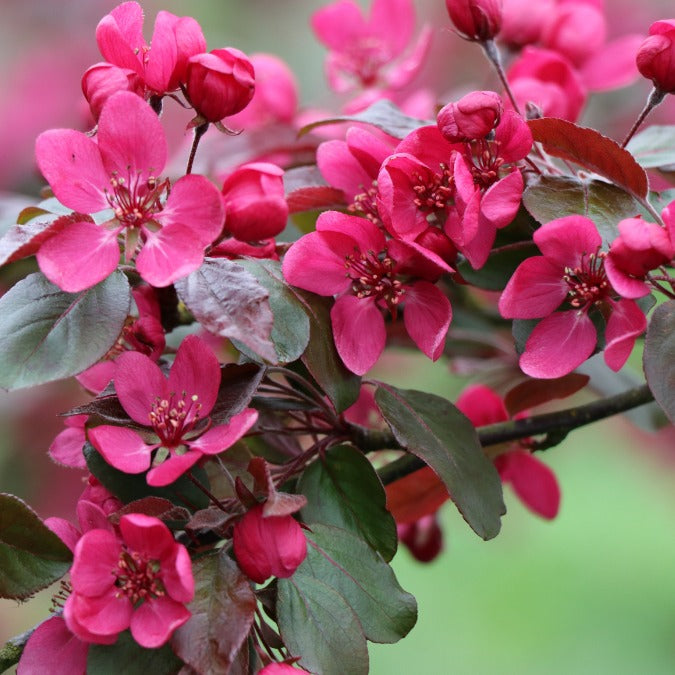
<box><xmin>499</xmin><ymin>215</ymin><xmax>647</xmax><ymax>379</ymax></box>
<box><xmin>88</xmin><ymin>335</ymin><xmax>258</xmax><ymax>486</ymax></box>
<box><xmin>17</xmin><ymin>617</ymin><xmax>89</xmax><ymax>675</ymax></box>
<box><xmin>311</xmin><ymin>0</ymin><xmax>432</xmax><ymax>95</ymax></box>
<box><xmin>96</xmin><ymin>1</ymin><xmax>206</xmax><ymax>97</ymax></box>
<box><xmin>437</xmin><ymin>91</ymin><xmax>503</xmax><ymax>144</ymax></box>
<box><xmin>233</xmin><ymin>503</ymin><xmax>307</xmax><ymax>584</ymax></box>
<box><xmin>81</xmin><ymin>62</ymin><xmax>143</xmax><ymax>121</ymax></box>
<box><xmin>64</xmin><ymin>514</ymin><xmax>194</xmax><ymax>648</ymax></box>
<box><xmin>35</xmin><ymin>91</ymin><xmax>224</xmax><ymax>291</ymax></box>
<box><xmin>259</xmin><ymin>663</ymin><xmax>310</xmax><ymax>674</ymax></box>
<box><xmin>398</xmin><ymin>514</ymin><xmax>444</xmax><ymax>563</ymax></box>
<box><xmin>636</xmin><ymin>19</ymin><xmax>675</xmax><ymax>94</ymax></box>
<box><xmin>445</xmin><ymin>0</ymin><xmax>503</xmax><ymax>42</ymax></box>
<box><xmin>282</xmin><ymin>211</ymin><xmax>452</xmax><ymax>375</ymax></box>
<box><xmin>499</xmin><ymin>0</ymin><xmax>555</xmax><ymax>48</ymax></box>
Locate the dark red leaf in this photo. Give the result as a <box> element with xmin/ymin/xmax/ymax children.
<box><xmin>504</xmin><ymin>373</ymin><xmax>590</xmax><ymax>417</ymax></box>
<box><xmin>284</xmin><ymin>165</ymin><xmax>346</xmax><ymax>213</ymax></box>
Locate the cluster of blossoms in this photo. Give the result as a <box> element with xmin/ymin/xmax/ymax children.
<box><xmin>2</xmin><ymin>0</ymin><xmax>675</xmax><ymax>673</ymax></box>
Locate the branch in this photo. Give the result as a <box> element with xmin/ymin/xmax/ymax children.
<box><xmin>368</xmin><ymin>384</ymin><xmax>654</xmax><ymax>485</ymax></box>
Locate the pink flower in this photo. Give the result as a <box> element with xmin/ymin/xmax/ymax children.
<box><xmin>96</xmin><ymin>1</ymin><xmax>206</xmax><ymax>96</ymax></box>
<box><xmin>636</xmin><ymin>19</ymin><xmax>675</xmax><ymax>94</ymax></box>
<box><xmin>259</xmin><ymin>663</ymin><xmax>310</xmax><ymax>674</ymax></box>
<box><xmin>445</xmin><ymin>0</ymin><xmax>503</xmax><ymax>42</ymax></box>
<box><xmin>232</xmin><ymin>503</ymin><xmax>307</xmax><ymax>584</ymax></box>
<box><xmin>18</xmin><ymin>616</ymin><xmax>89</xmax><ymax>675</ymax></box>
<box><xmin>311</xmin><ymin>0</ymin><xmax>432</xmax><ymax>94</ymax></box>
<box><xmin>64</xmin><ymin>514</ymin><xmax>194</xmax><ymax>648</ymax></box>
<box><xmin>499</xmin><ymin>216</ymin><xmax>647</xmax><ymax>379</ymax></box>
<box><xmin>81</xmin><ymin>62</ymin><xmax>143</xmax><ymax>121</ymax></box>
<box><xmin>507</xmin><ymin>47</ymin><xmax>587</xmax><ymax>121</ymax></box>
<box><xmin>436</xmin><ymin>91</ymin><xmax>503</xmax><ymax>143</ymax></box>
<box><xmin>88</xmin><ymin>335</ymin><xmax>258</xmax><ymax>486</ymax></box>
<box><xmin>397</xmin><ymin>514</ymin><xmax>443</xmax><ymax>562</ymax></box>
<box><xmin>221</xmin><ymin>162</ymin><xmax>288</xmax><ymax>240</ymax></box>
<box><xmin>185</xmin><ymin>48</ymin><xmax>255</xmax><ymax>123</ymax></box>
<box><xmin>282</xmin><ymin>211</ymin><xmax>452</xmax><ymax>375</ymax></box>
<box><xmin>605</xmin><ymin>217</ymin><xmax>674</xmax><ymax>298</ymax></box>
<box><xmin>35</xmin><ymin>91</ymin><xmax>224</xmax><ymax>291</ymax></box>
<box><xmin>499</xmin><ymin>0</ymin><xmax>555</xmax><ymax>48</ymax></box>
<box><xmin>49</xmin><ymin>415</ymin><xmax>88</xmax><ymax>469</ymax></box>
<box><xmin>456</xmin><ymin>384</ymin><xmax>560</xmax><ymax>519</ymax></box>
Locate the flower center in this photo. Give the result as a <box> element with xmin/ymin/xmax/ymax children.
<box><xmin>338</xmin><ymin>38</ymin><xmax>388</xmax><ymax>87</ymax></box>
<box><xmin>106</xmin><ymin>171</ymin><xmax>169</xmax><ymax>229</ymax></box>
<box><xmin>563</xmin><ymin>250</ymin><xmax>610</xmax><ymax>308</ymax></box>
<box><xmin>469</xmin><ymin>139</ymin><xmax>504</xmax><ymax>189</ymax></box>
<box><xmin>349</xmin><ymin>182</ymin><xmax>380</xmax><ymax>223</ymax></box>
<box><xmin>344</xmin><ymin>247</ymin><xmax>405</xmax><ymax>316</ymax></box>
<box><xmin>115</xmin><ymin>550</ymin><xmax>165</xmax><ymax>604</ymax></box>
<box><xmin>412</xmin><ymin>164</ymin><xmax>454</xmax><ymax>216</ymax></box>
<box><xmin>149</xmin><ymin>392</ymin><xmax>202</xmax><ymax>447</ymax></box>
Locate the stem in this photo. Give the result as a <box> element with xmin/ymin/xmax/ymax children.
<box><xmin>481</xmin><ymin>39</ymin><xmax>522</xmax><ymax>116</ymax></box>
<box><xmin>186</xmin><ymin>122</ymin><xmax>209</xmax><ymax>175</ymax></box>
<box><xmin>637</xmin><ymin>194</ymin><xmax>665</xmax><ymax>226</ymax></box>
<box><xmin>621</xmin><ymin>87</ymin><xmax>666</xmax><ymax>148</ymax></box>
<box><xmin>374</xmin><ymin>384</ymin><xmax>654</xmax><ymax>485</ymax></box>
<box><xmin>187</xmin><ymin>472</ymin><xmax>229</xmax><ymax>512</ymax></box>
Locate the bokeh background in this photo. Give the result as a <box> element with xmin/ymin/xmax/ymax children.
<box><xmin>1</xmin><ymin>1</ymin><xmax>675</xmax><ymax>673</ymax></box>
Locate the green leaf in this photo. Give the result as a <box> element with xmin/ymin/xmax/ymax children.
<box><xmin>172</xmin><ymin>551</ymin><xmax>256</xmax><ymax>675</ymax></box>
<box><xmin>0</xmin><ymin>271</ymin><xmax>130</xmax><ymax>391</ymax></box>
<box><xmin>643</xmin><ymin>300</ymin><xmax>675</xmax><ymax>424</ymax></box>
<box><xmin>626</xmin><ymin>125</ymin><xmax>675</xmax><ymax>169</ymax></box>
<box><xmin>523</xmin><ymin>176</ymin><xmax>641</xmax><ymax>246</ymax></box>
<box><xmin>298</xmin><ymin>445</ymin><xmax>397</xmax><ymax>561</ymax></box>
<box><xmin>298</xmin><ymin>523</ymin><xmax>417</xmax><ymax>644</ymax></box>
<box><xmin>295</xmin><ymin>291</ymin><xmax>360</xmax><ymax>412</ymax></box>
<box><xmin>0</xmin><ymin>494</ymin><xmax>72</xmax><ymax>600</ymax></box>
<box><xmin>374</xmin><ymin>384</ymin><xmax>505</xmax><ymax>540</ymax></box>
<box><xmin>87</xmin><ymin>630</ymin><xmax>183</xmax><ymax>675</ymax></box>
<box><xmin>84</xmin><ymin>444</ymin><xmax>209</xmax><ymax>511</ymax></box>
<box><xmin>237</xmin><ymin>259</ymin><xmax>310</xmax><ymax>364</ymax></box>
<box><xmin>298</xmin><ymin>99</ymin><xmax>430</xmax><ymax>140</ymax></box>
<box><xmin>175</xmin><ymin>257</ymin><xmax>276</xmax><ymax>363</ymax></box>
<box><xmin>277</xmin><ymin>574</ymin><xmax>369</xmax><ymax>675</ymax></box>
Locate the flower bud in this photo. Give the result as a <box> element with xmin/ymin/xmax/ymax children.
<box><xmin>636</xmin><ymin>20</ymin><xmax>675</xmax><ymax>93</ymax></box>
<box><xmin>81</xmin><ymin>62</ymin><xmax>142</xmax><ymax>121</ymax></box>
<box><xmin>186</xmin><ymin>48</ymin><xmax>255</xmax><ymax>122</ymax></box>
<box><xmin>398</xmin><ymin>514</ymin><xmax>443</xmax><ymax>563</ymax></box>
<box><xmin>445</xmin><ymin>0</ymin><xmax>503</xmax><ymax>41</ymax></box>
<box><xmin>233</xmin><ymin>504</ymin><xmax>307</xmax><ymax>584</ymax></box>
<box><xmin>500</xmin><ymin>0</ymin><xmax>554</xmax><ymax>48</ymax></box>
<box><xmin>222</xmin><ymin>162</ymin><xmax>288</xmax><ymax>240</ymax></box>
<box><xmin>437</xmin><ymin>90</ymin><xmax>503</xmax><ymax>142</ymax></box>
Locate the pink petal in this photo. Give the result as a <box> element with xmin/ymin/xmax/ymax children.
<box><xmin>385</xmin><ymin>25</ymin><xmax>433</xmax><ymax>90</ymax></box>
<box><xmin>581</xmin><ymin>34</ymin><xmax>643</xmax><ymax>92</ymax></box>
<box><xmin>76</xmin><ymin>360</ymin><xmax>117</xmax><ymax>395</ymax></box>
<box><xmin>146</xmin><ymin>451</ymin><xmax>202</xmax><ymax>487</ymax></box>
<box><xmin>317</xmin><ymin>139</ymin><xmax>375</xmax><ymax>199</ymax></box>
<box><xmin>369</xmin><ymin>0</ymin><xmax>414</xmax><ymax>56</ymax></box>
<box><xmin>520</xmin><ymin>310</ymin><xmax>597</xmax><ymax>379</ymax></box>
<box><xmin>143</xmin><ymin>11</ymin><xmax>179</xmax><ymax>94</ymax></box>
<box><xmin>495</xmin><ymin>450</ymin><xmax>560</xmax><ymax>519</ymax></box>
<box><xmin>97</xmin><ymin>91</ymin><xmax>167</xmax><ymax>179</ymax></box>
<box><xmin>119</xmin><ymin>513</ymin><xmax>175</xmax><ymax>560</ymax></box>
<box><xmin>316</xmin><ymin>210</ymin><xmax>386</xmax><ymax>251</ymax></box>
<box><xmin>494</xmin><ymin>111</ymin><xmax>533</xmax><ymax>163</ymax></box>
<box><xmin>311</xmin><ymin>1</ymin><xmax>367</xmax><ymax>51</ymax></box>
<box><xmin>88</xmin><ymin>425</ymin><xmax>153</xmax><ymax>474</ymax></box>
<box><xmin>499</xmin><ymin>256</ymin><xmax>567</xmax><ymax>319</ymax></box>
<box><xmin>114</xmin><ymin>350</ymin><xmax>167</xmax><ymax>424</ymax></box>
<box><xmin>130</xmin><ymin>596</ymin><xmax>191</xmax><ymax>648</ymax></box>
<box><xmin>64</xmin><ymin>589</ymin><xmax>132</xmax><ymax>639</ymax></box>
<box><xmin>157</xmin><ymin>174</ymin><xmax>224</xmax><ymax>247</ymax></box>
<box><xmin>480</xmin><ymin>170</ymin><xmax>523</xmax><ymax>229</ymax></box>
<box><xmin>534</xmin><ymin>216</ymin><xmax>602</xmax><ymax>267</ymax></box>
<box><xmin>70</xmin><ymin>530</ymin><xmax>120</xmax><ymax>597</ymax></box>
<box><xmin>167</xmin><ymin>334</ymin><xmax>221</xmax><ymax>414</ymax></box>
<box><xmin>331</xmin><ymin>295</ymin><xmax>386</xmax><ymax>375</ymax></box>
<box><xmin>35</xmin><ymin>130</ymin><xmax>108</xmax><ymax>213</ymax></box>
<box><xmin>48</xmin><ymin>416</ymin><xmax>87</xmax><ymax>469</ymax></box>
<box><xmin>160</xmin><ymin>544</ymin><xmax>195</xmax><ymax>604</ymax></box>
<box><xmin>345</xmin><ymin>126</ymin><xmax>395</xmax><ymax>178</ymax></box>
<box><xmin>402</xmin><ymin>281</ymin><xmax>452</xmax><ymax>361</ymax></box>
<box><xmin>604</xmin><ymin>256</ymin><xmax>651</xmax><ymax>299</ymax></box>
<box><xmin>37</xmin><ymin>222</ymin><xmax>121</xmax><ymax>292</ymax></box>
<box><xmin>76</xmin><ymin>500</ymin><xmax>114</xmax><ymax>536</ymax></box>
<box><xmin>456</xmin><ymin>384</ymin><xmax>509</xmax><ymax>427</ymax></box>
<box><xmin>188</xmin><ymin>408</ymin><xmax>259</xmax><ymax>455</ymax></box>
<box><xmin>17</xmin><ymin>616</ymin><xmax>88</xmax><ymax>675</ymax></box>
<box><xmin>136</xmin><ymin>222</ymin><xmax>207</xmax><ymax>287</ymax></box>
<box><xmin>96</xmin><ymin>1</ymin><xmax>145</xmax><ymax>74</ymax></box>
<box><xmin>44</xmin><ymin>517</ymin><xmax>81</xmax><ymax>553</ymax></box>
<box><xmin>603</xmin><ymin>299</ymin><xmax>647</xmax><ymax>371</ymax></box>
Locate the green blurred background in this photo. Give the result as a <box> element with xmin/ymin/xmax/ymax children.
<box><xmin>1</xmin><ymin>1</ymin><xmax>674</xmax><ymax>673</ymax></box>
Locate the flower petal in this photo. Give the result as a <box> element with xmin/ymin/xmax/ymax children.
<box><xmin>70</xmin><ymin>530</ymin><xmax>120</xmax><ymax>597</ymax></box>
<box><xmin>604</xmin><ymin>299</ymin><xmax>646</xmax><ymax>371</ymax></box>
<box><xmin>189</xmin><ymin>408</ymin><xmax>258</xmax><ymax>455</ymax></box>
<box><xmin>130</xmin><ymin>596</ymin><xmax>191</xmax><ymax>648</ymax></box>
<box><xmin>18</xmin><ymin>616</ymin><xmax>88</xmax><ymax>675</ymax></box>
<box><xmin>88</xmin><ymin>425</ymin><xmax>153</xmax><ymax>474</ymax></box>
<box><xmin>114</xmin><ymin>351</ymin><xmax>167</xmax><ymax>424</ymax></box>
<box><xmin>146</xmin><ymin>451</ymin><xmax>202</xmax><ymax>487</ymax></box>
<box><xmin>402</xmin><ymin>281</ymin><xmax>452</xmax><ymax>361</ymax></box>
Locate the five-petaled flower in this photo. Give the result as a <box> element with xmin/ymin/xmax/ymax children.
<box><xmin>35</xmin><ymin>91</ymin><xmax>224</xmax><ymax>291</ymax></box>
<box><xmin>89</xmin><ymin>334</ymin><xmax>258</xmax><ymax>486</ymax></box>
<box><xmin>63</xmin><ymin>514</ymin><xmax>194</xmax><ymax>648</ymax></box>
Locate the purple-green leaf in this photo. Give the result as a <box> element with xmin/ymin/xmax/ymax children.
<box><xmin>643</xmin><ymin>300</ymin><xmax>675</xmax><ymax>423</ymax></box>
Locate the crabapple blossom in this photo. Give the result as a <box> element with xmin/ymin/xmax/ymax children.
<box><xmin>311</xmin><ymin>0</ymin><xmax>432</xmax><ymax>94</ymax></box>
<box><xmin>445</xmin><ymin>0</ymin><xmax>503</xmax><ymax>42</ymax></box>
<box><xmin>436</xmin><ymin>91</ymin><xmax>503</xmax><ymax>144</ymax></box>
<box><xmin>88</xmin><ymin>335</ymin><xmax>258</xmax><ymax>486</ymax></box>
<box><xmin>282</xmin><ymin>211</ymin><xmax>452</xmax><ymax>375</ymax></box>
<box><xmin>499</xmin><ymin>0</ymin><xmax>555</xmax><ymax>48</ymax></box>
<box><xmin>35</xmin><ymin>91</ymin><xmax>224</xmax><ymax>291</ymax></box>
<box><xmin>636</xmin><ymin>19</ymin><xmax>675</xmax><ymax>93</ymax></box>
<box><xmin>81</xmin><ymin>62</ymin><xmax>143</xmax><ymax>121</ymax></box>
<box><xmin>398</xmin><ymin>514</ymin><xmax>444</xmax><ymax>563</ymax></box>
<box><xmin>232</xmin><ymin>503</ymin><xmax>307</xmax><ymax>584</ymax></box>
<box><xmin>185</xmin><ymin>48</ymin><xmax>255</xmax><ymax>123</ymax></box>
<box><xmin>259</xmin><ymin>664</ymin><xmax>310</xmax><ymax>674</ymax></box>
<box><xmin>64</xmin><ymin>514</ymin><xmax>194</xmax><ymax>648</ymax></box>
<box><xmin>499</xmin><ymin>216</ymin><xmax>647</xmax><ymax>379</ymax></box>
